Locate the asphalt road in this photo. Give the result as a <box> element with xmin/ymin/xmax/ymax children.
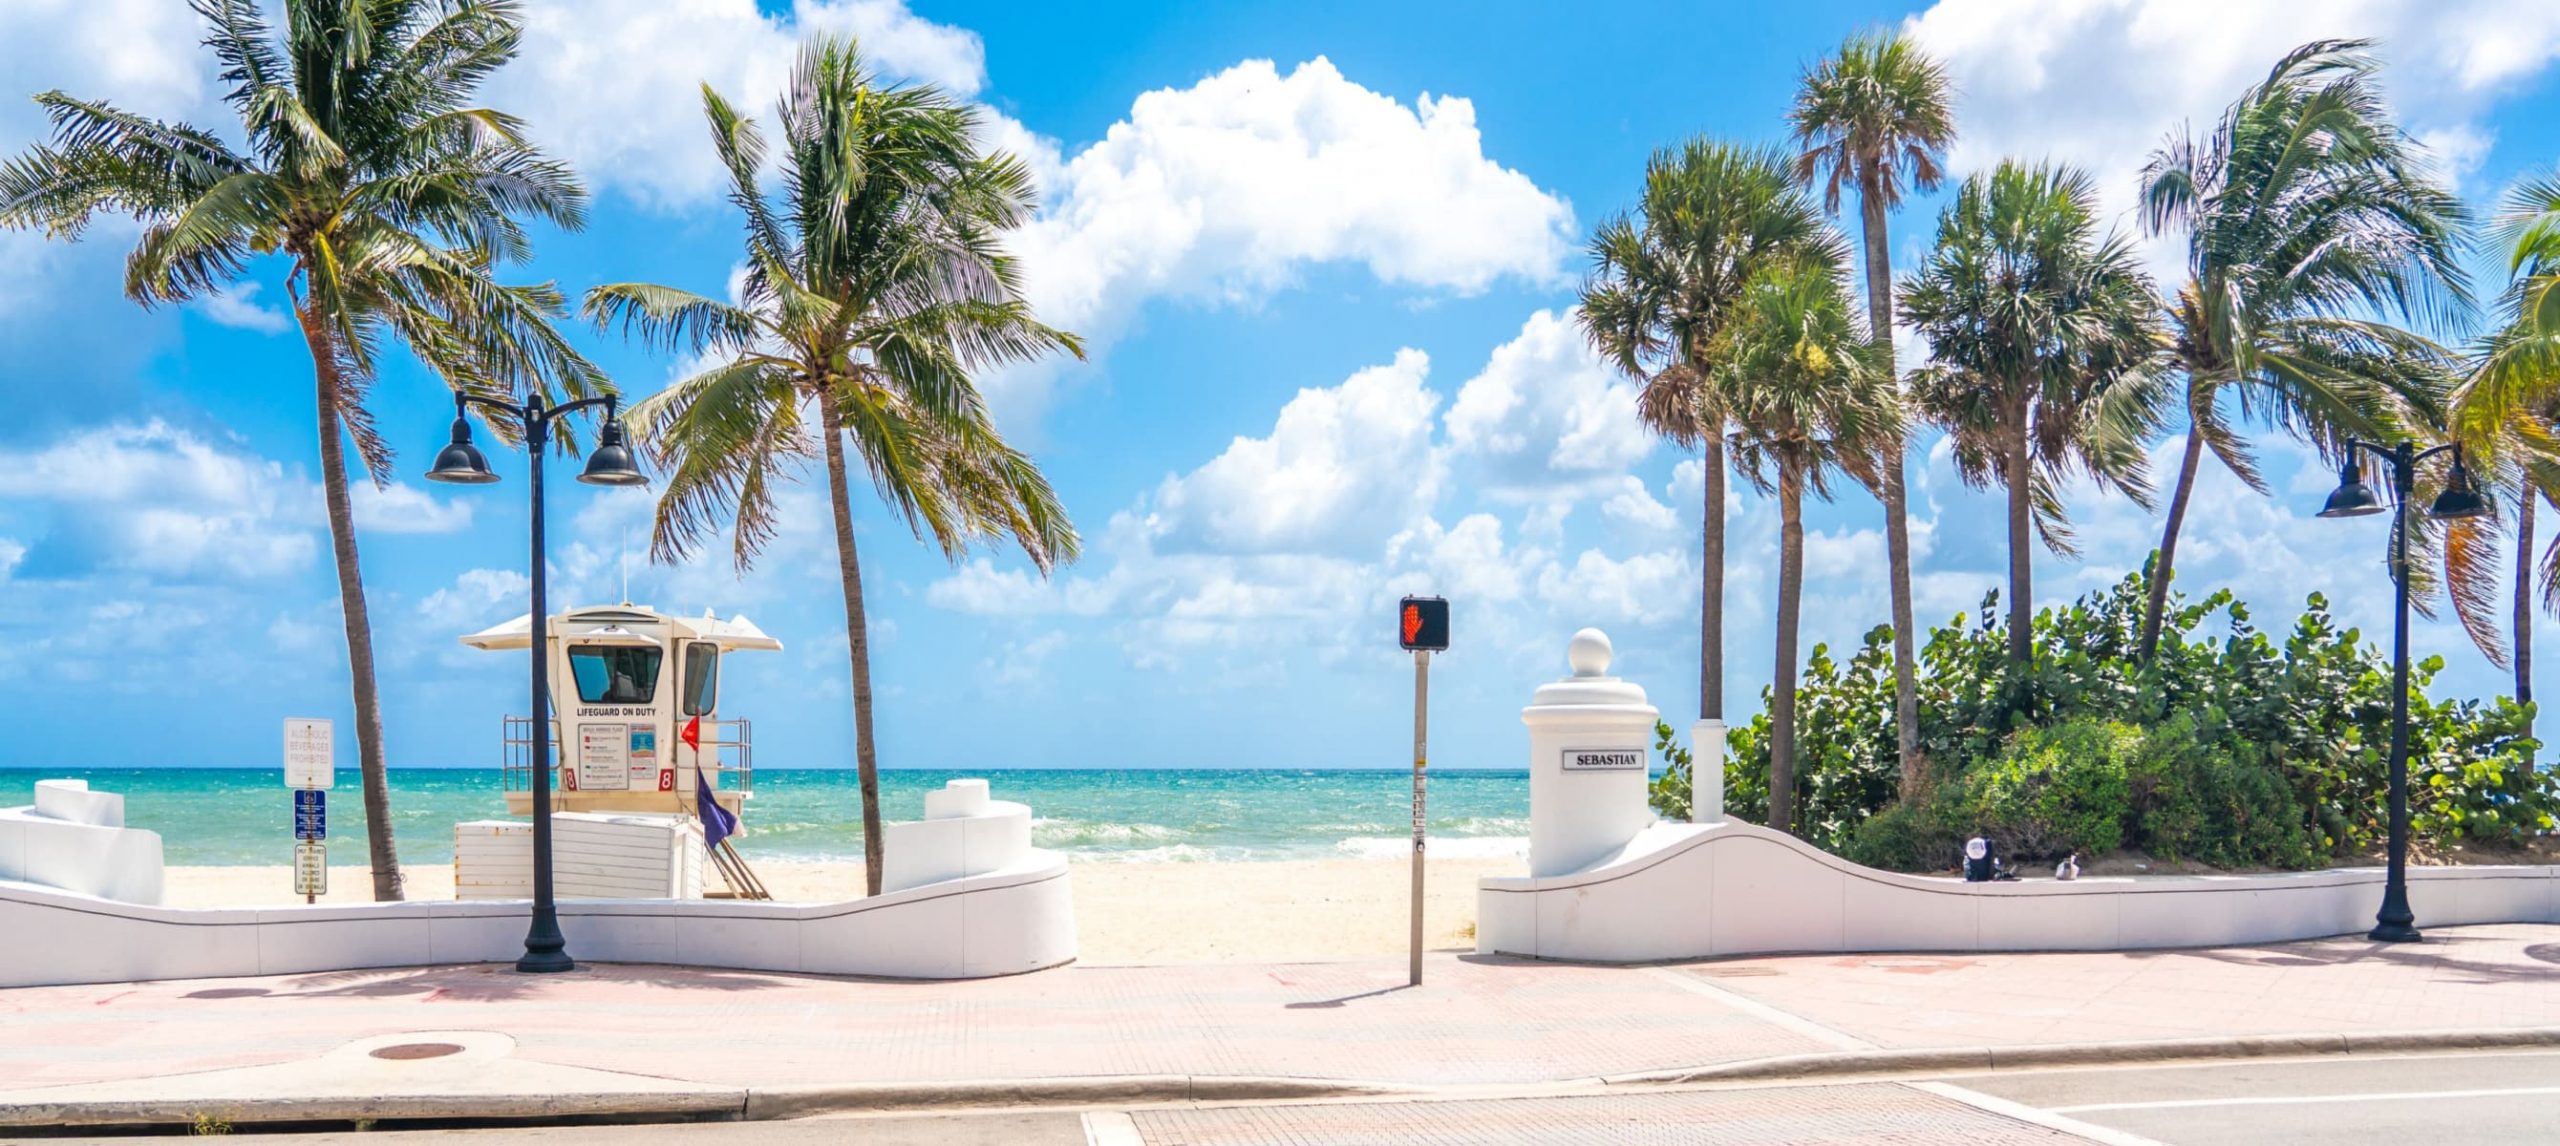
<box><xmin>20</xmin><ymin>1050</ymin><xmax>2559</xmax><ymax>1144</ymax></box>
<box><xmin>1934</xmin><ymin>1048</ymin><xmax>2560</xmax><ymax>1145</ymax></box>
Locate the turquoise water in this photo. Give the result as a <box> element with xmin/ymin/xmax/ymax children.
<box><xmin>0</xmin><ymin>768</ymin><xmax>1532</xmax><ymax>866</ymax></box>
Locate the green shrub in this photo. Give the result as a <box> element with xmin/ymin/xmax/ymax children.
<box><xmin>1654</xmin><ymin>562</ymin><xmax>2559</xmax><ymax>873</ymax></box>
<box><xmin>1944</xmin><ymin>720</ymin><xmax>2133</xmax><ymax>861</ymax></box>
<box><xmin>1841</xmin><ymin>798</ymin><xmax>1962</xmax><ymax>872</ymax></box>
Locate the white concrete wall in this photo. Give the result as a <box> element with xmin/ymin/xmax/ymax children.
<box><xmin>0</xmin><ymin>780</ymin><xmax>163</xmax><ymax>905</ymax></box>
<box><xmin>0</xmin><ymin>852</ymin><xmax>1076</xmax><ymax>988</ymax></box>
<box><xmin>1478</xmin><ymin>821</ymin><xmax>2560</xmax><ymax>962</ymax></box>
<box><xmin>881</xmin><ymin>779</ymin><xmax>1034</xmax><ymax>895</ymax></box>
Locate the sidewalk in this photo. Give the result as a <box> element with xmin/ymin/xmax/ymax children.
<box><xmin>3</xmin><ymin>924</ymin><xmax>2554</xmax><ymax>1127</ymax></box>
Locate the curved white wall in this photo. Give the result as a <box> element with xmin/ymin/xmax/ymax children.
<box><xmin>0</xmin><ymin>853</ymin><xmax>1075</xmax><ymax>988</ymax></box>
<box><xmin>1478</xmin><ymin>821</ymin><xmax>2560</xmax><ymax>962</ymax></box>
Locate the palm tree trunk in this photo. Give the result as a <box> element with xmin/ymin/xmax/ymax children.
<box><xmin>2138</xmin><ymin>421</ymin><xmax>2207</xmax><ymax>662</ymax></box>
<box><xmin>1702</xmin><ymin>438</ymin><xmax>1725</xmax><ymax>722</ymax></box>
<box><xmin>1859</xmin><ymin>171</ymin><xmax>1924</xmax><ymax>800</ymax></box>
<box><xmin>818</xmin><ymin>397</ymin><xmax>886</xmax><ymax>897</ymax></box>
<box><xmin>2517</xmin><ymin>489</ymin><xmax>2537</xmax><ymax>728</ymax></box>
<box><xmin>2005</xmin><ymin>422</ymin><xmax>2035</xmax><ymax>665</ymax></box>
<box><xmin>1771</xmin><ymin>460</ymin><xmax>1806</xmax><ymax>836</ymax></box>
<box><xmin>297</xmin><ymin>308</ymin><xmax>403</xmax><ymax>902</ymax></box>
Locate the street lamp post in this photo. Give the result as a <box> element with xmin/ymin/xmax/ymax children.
<box><xmin>426</xmin><ymin>391</ymin><xmax>647</xmax><ymax>973</ymax></box>
<box><xmin>2315</xmin><ymin>438</ymin><xmax>2487</xmax><ymax>944</ymax></box>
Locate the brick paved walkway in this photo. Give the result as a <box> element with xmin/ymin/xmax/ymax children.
<box><xmin>0</xmin><ymin>955</ymin><xmax>1819</xmax><ymax>1092</ymax></box>
<box><xmin>2</xmin><ymin>925</ymin><xmax>2553</xmax><ymax>1107</ymax></box>
<box><xmin>1684</xmin><ymin>923</ymin><xmax>2560</xmax><ymax>1049</ymax></box>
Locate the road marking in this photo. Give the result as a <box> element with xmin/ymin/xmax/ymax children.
<box><xmin>2050</xmin><ymin>1084</ymin><xmax>2560</xmax><ymax>1114</ymax></box>
<box><xmin>1082</xmin><ymin>1109</ymin><xmax>1145</xmax><ymax>1146</ymax></box>
<box><xmin>1641</xmin><ymin>966</ymin><xmax>1878</xmax><ymax>1050</ymax></box>
<box><xmin>1910</xmin><ymin>1081</ymin><xmax>2170</xmax><ymax>1146</ymax></box>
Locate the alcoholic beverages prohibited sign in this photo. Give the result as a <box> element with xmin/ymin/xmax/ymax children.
<box><xmin>1562</xmin><ymin>747</ymin><xmax>1645</xmax><ymax>771</ymax></box>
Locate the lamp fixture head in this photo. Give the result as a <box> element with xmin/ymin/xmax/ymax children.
<box><xmin>577</xmin><ymin>415</ymin><xmax>648</xmax><ymax>487</ymax></box>
<box><xmin>2318</xmin><ymin>452</ymin><xmax>2383</xmax><ymax>518</ymax></box>
<box><xmin>424</xmin><ymin>410</ymin><xmax>498</xmax><ymax>485</ymax></box>
<box><xmin>2427</xmin><ymin>451</ymin><xmax>2490</xmax><ymax>520</ymax></box>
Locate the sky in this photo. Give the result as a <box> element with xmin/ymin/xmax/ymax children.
<box><xmin>5</xmin><ymin>0</ymin><xmax>2560</xmax><ymax>774</ymax></box>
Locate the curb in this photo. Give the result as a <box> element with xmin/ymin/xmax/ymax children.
<box><xmin>1602</xmin><ymin>1025</ymin><xmax>2560</xmax><ymax>1086</ymax></box>
<box><xmin>0</xmin><ymin>1089</ymin><xmax>749</xmax><ymax>1129</ymax></box>
<box><xmin>742</xmin><ymin>1075</ymin><xmax>1416</xmax><ymax>1120</ymax></box>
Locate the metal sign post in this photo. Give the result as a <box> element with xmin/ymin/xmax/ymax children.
<box><xmin>284</xmin><ymin>718</ymin><xmax>333</xmax><ymax>904</ymax></box>
<box><xmin>1397</xmin><ymin>596</ymin><xmax>1449</xmax><ymax>988</ymax></box>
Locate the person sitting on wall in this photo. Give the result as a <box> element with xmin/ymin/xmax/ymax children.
<box><xmin>1963</xmin><ymin>836</ymin><xmax>1995</xmax><ymax>882</ymax></box>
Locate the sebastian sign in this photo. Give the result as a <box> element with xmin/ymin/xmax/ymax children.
<box><xmin>1561</xmin><ymin>747</ymin><xmax>1645</xmax><ymax>772</ymax></box>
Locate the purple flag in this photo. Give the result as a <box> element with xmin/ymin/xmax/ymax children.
<box><xmin>697</xmin><ymin>764</ymin><xmax>738</xmax><ymax>852</ymax></box>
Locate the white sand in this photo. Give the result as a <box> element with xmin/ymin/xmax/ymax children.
<box><xmin>162</xmin><ymin>857</ymin><xmax>1518</xmax><ymax>964</ymax></box>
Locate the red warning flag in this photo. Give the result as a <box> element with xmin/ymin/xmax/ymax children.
<box><xmin>681</xmin><ymin>715</ymin><xmax>702</xmax><ymax>753</ymax></box>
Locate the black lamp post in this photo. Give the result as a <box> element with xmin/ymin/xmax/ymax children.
<box><xmin>2316</xmin><ymin>438</ymin><xmax>2488</xmax><ymax>944</ymax></box>
<box><xmin>426</xmin><ymin>391</ymin><xmax>647</xmax><ymax>973</ymax></box>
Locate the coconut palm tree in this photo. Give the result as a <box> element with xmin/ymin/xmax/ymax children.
<box><xmin>1902</xmin><ymin>160</ymin><xmax>2169</xmax><ymax>665</ymax></box>
<box><xmin>1788</xmin><ymin>27</ymin><xmax>1954</xmax><ymax>801</ymax></box>
<box><xmin>587</xmin><ymin>38</ymin><xmax>1080</xmax><ymax>896</ymax></box>
<box><xmin>0</xmin><ymin>0</ymin><xmax>608</xmax><ymax>900</ymax></box>
<box><xmin>1580</xmin><ymin>140</ymin><xmax>1835</xmax><ymax>744</ymax></box>
<box><xmin>1719</xmin><ymin>258</ymin><xmax>1900</xmax><ymax>835</ymax></box>
<box><xmin>2134</xmin><ymin>38</ymin><xmax>2472</xmax><ymax>662</ymax></box>
<box><xmin>2447</xmin><ymin>170</ymin><xmax>2560</xmax><ymax>729</ymax></box>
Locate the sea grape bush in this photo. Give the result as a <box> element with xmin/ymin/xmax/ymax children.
<box><xmin>1653</xmin><ymin>567</ymin><xmax>2560</xmax><ymax>870</ymax></box>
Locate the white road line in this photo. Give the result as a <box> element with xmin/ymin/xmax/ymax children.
<box><xmin>1910</xmin><ymin>1081</ymin><xmax>2171</xmax><ymax>1146</ymax></box>
<box><xmin>2050</xmin><ymin>1084</ymin><xmax>2560</xmax><ymax>1114</ymax></box>
<box><xmin>1081</xmin><ymin>1109</ymin><xmax>1145</xmax><ymax>1146</ymax></box>
<box><xmin>1641</xmin><ymin>966</ymin><xmax>1878</xmax><ymax>1051</ymax></box>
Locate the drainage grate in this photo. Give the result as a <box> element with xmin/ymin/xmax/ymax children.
<box><xmin>370</xmin><ymin>1042</ymin><xmax>464</xmax><ymax>1061</ymax></box>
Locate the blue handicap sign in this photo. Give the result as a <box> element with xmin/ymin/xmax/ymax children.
<box><xmin>293</xmin><ymin>789</ymin><xmax>326</xmax><ymax>840</ymax></box>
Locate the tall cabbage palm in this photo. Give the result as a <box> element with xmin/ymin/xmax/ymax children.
<box><xmin>1580</xmin><ymin>140</ymin><xmax>1834</xmax><ymax>739</ymax></box>
<box><xmin>1902</xmin><ymin>161</ymin><xmax>2168</xmax><ymax>665</ymax></box>
<box><xmin>2448</xmin><ymin>171</ymin><xmax>2560</xmax><ymax>725</ymax></box>
<box><xmin>0</xmin><ymin>0</ymin><xmax>607</xmax><ymax>900</ymax></box>
<box><xmin>2135</xmin><ymin>38</ymin><xmax>2472</xmax><ymax>662</ymax></box>
<box><xmin>1720</xmin><ymin>258</ymin><xmax>1899</xmax><ymax>835</ymax></box>
<box><xmin>1788</xmin><ymin>27</ymin><xmax>1954</xmax><ymax>800</ymax></box>
<box><xmin>588</xmin><ymin>39</ymin><xmax>1080</xmax><ymax>896</ymax></box>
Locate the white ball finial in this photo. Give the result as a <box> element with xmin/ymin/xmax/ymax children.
<box><xmin>1567</xmin><ymin>628</ymin><xmax>1613</xmax><ymax>677</ymax></box>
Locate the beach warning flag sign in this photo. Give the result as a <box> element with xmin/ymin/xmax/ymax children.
<box><xmin>1398</xmin><ymin>596</ymin><xmax>1449</xmax><ymax>652</ymax></box>
<box><xmin>680</xmin><ymin>715</ymin><xmax>702</xmax><ymax>752</ymax></box>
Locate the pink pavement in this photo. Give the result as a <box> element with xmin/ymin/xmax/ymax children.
<box><xmin>2</xmin><ymin>924</ymin><xmax>2554</xmax><ymax>1101</ymax></box>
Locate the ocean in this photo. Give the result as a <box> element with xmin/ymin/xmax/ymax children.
<box><xmin>0</xmin><ymin>768</ymin><xmax>1534</xmax><ymax>866</ymax></box>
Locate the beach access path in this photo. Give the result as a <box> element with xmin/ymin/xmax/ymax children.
<box><xmin>2</xmin><ymin>923</ymin><xmax>2555</xmax><ymax>1130</ymax></box>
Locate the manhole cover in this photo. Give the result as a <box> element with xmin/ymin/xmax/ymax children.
<box><xmin>370</xmin><ymin>1043</ymin><xmax>464</xmax><ymax>1061</ymax></box>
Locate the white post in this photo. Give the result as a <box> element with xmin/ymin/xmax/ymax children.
<box><xmin>1409</xmin><ymin>649</ymin><xmax>1429</xmax><ymax>987</ymax></box>
<box><xmin>1689</xmin><ymin>718</ymin><xmax>1726</xmax><ymax>823</ymax></box>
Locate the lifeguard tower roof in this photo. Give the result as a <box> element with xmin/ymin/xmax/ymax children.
<box><xmin>459</xmin><ymin>604</ymin><xmax>784</xmax><ymax>652</ymax></box>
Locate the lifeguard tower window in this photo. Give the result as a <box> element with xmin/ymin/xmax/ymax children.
<box><xmin>682</xmin><ymin>643</ymin><xmax>719</xmax><ymax>716</ymax></box>
<box><xmin>569</xmin><ymin>645</ymin><xmax>662</xmax><ymax>704</ymax></box>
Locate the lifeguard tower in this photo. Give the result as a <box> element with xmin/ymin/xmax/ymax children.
<box><xmin>458</xmin><ymin>603</ymin><xmax>781</xmax><ymax>898</ymax></box>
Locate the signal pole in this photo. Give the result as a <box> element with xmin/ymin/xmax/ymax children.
<box><xmin>1410</xmin><ymin>647</ymin><xmax>1428</xmax><ymax>987</ymax></box>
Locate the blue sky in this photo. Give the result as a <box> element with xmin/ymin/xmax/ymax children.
<box><xmin>5</xmin><ymin>0</ymin><xmax>2560</xmax><ymax>773</ymax></box>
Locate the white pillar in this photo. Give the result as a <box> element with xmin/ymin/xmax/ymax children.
<box><xmin>1688</xmin><ymin>718</ymin><xmax>1726</xmax><ymax>823</ymax></box>
<box><xmin>1522</xmin><ymin>629</ymin><xmax>1659</xmax><ymax>878</ymax></box>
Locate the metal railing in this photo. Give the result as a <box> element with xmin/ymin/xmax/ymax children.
<box><xmin>501</xmin><ymin>716</ymin><xmax>754</xmax><ymax>794</ymax></box>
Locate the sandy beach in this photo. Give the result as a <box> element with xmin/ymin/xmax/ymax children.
<box><xmin>164</xmin><ymin>857</ymin><xmax>1519</xmax><ymax>964</ymax></box>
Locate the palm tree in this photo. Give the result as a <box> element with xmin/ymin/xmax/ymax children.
<box><xmin>2135</xmin><ymin>38</ymin><xmax>2472</xmax><ymax>662</ymax></box>
<box><xmin>2448</xmin><ymin>170</ymin><xmax>2560</xmax><ymax>731</ymax></box>
<box><xmin>1902</xmin><ymin>160</ymin><xmax>2168</xmax><ymax>665</ymax></box>
<box><xmin>1788</xmin><ymin>27</ymin><xmax>1954</xmax><ymax>801</ymax></box>
<box><xmin>0</xmin><ymin>0</ymin><xmax>607</xmax><ymax>900</ymax></box>
<box><xmin>587</xmin><ymin>39</ymin><xmax>1080</xmax><ymax>897</ymax></box>
<box><xmin>1580</xmin><ymin>140</ymin><xmax>1835</xmax><ymax>746</ymax></box>
<box><xmin>1720</xmin><ymin>258</ymin><xmax>1899</xmax><ymax>835</ymax></box>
